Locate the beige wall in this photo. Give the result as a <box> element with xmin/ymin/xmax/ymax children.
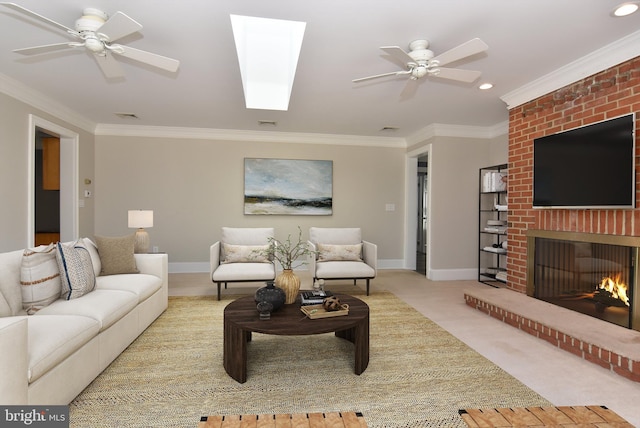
<box><xmin>0</xmin><ymin>92</ymin><xmax>95</xmax><ymax>251</ymax></box>
<box><xmin>94</xmin><ymin>134</ymin><xmax>406</xmax><ymax>270</ymax></box>
<box><xmin>1</xmin><ymin>88</ymin><xmax>509</xmax><ymax>279</ymax></box>
<box><xmin>407</xmin><ymin>133</ymin><xmax>507</xmax><ymax>279</ymax></box>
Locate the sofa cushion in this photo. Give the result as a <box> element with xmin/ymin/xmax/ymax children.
<box><xmin>314</xmin><ymin>260</ymin><xmax>375</xmax><ymax>279</ymax></box>
<box><xmin>212</xmin><ymin>262</ymin><xmax>276</xmax><ymax>282</ymax></box>
<box><xmin>94</xmin><ymin>234</ymin><xmax>139</xmax><ymax>276</ymax></box>
<box><xmin>56</xmin><ymin>241</ymin><xmax>96</xmax><ymax>300</ymax></box>
<box><xmin>26</xmin><ymin>315</ymin><xmax>100</xmax><ymax>383</ymax></box>
<box><xmin>222</xmin><ymin>243</ymin><xmax>270</xmax><ymax>263</ymax></box>
<box><xmin>34</xmin><ymin>289</ymin><xmax>138</xmax><ymax>332</ymax></box>
<box><xmin>0</xmin><ymin>249</ymin><xmax>27</xmax><ymax>317</ymax></box>
<box><xmin>20</xmin><ymin>244</ymin><xmax>61</xmax><ymax>314</ymax></box>
<box><xmin>317</xmin><ymin>243</ymin><xmax>363</xmax><ymax>262</ymax></box>
<box><xmin>96</xmin><ymin>273</ymin><xmax>162</xmax><ymax>303</ymax></box>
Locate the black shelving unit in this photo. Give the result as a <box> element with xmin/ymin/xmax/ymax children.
<box><xmin>478</xmin><ymin>164</ymin><xmax>508</xmax><ymax>287</ymax></box>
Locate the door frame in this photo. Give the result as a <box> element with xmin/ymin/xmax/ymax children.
<box><xmin>405</xmin><ymin>144</ymin><xmax>432</xmax><ymax>277</ymax></box>
<box><xmin>28</xmin><ymin>115</ymin><xmax>79</xmax><ymax>245</ymax></box>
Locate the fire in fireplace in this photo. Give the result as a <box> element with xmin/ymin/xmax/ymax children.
<box><xmin>529</xmin><ymin>234</ymin><xmax>637</xmax><ymax>330</ymax></box>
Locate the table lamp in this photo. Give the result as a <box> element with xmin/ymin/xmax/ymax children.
<box><xmin>128</xmin><ymin>210</ymin><xmax>153</xmax><ymax>253</ymax></box>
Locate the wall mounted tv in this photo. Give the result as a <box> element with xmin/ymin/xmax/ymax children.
<box><xmin>533</xmin><ymin>113</ymin><xmax>636</xmax><ymax>209</ymax></box>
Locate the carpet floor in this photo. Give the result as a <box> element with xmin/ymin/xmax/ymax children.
<box><xmin>69</xmin><ymin>289</ymin><xmax>551</xmax><ymax>427</ymax></box>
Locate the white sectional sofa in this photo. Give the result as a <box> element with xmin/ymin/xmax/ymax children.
<box><xmin>0</xmin><ymin>238</ymin><xmax>168</xmax><ymax>405</ymax></box>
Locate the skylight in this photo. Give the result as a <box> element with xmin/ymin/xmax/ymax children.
<box><xmin>230</xmin><ymin>15</ymin><xmax>306</xmax><ymax>111</ymax></box>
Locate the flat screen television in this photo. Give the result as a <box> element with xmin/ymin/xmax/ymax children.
<box><xmin>533</xmin><ymin>113</ymin><xmax>636</xmax><ymax>208</ymax></box>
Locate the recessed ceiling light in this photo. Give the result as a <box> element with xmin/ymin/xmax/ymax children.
<box><xmin>479</xmin><ymin>83</ymin><xmax>493</xmax><ymax>90</ymax></box>
<box><xmin>612</xmin><ymin>2</ymin><xmax>639</xmax><ymax>16</ymax></box>
<box><xmin>380</xmin><ymin>126</ymin><xmax>399</xmax><ymax>132</ymax></box>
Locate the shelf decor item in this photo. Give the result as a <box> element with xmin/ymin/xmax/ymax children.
<box><xmin>254</xmin><ymin>227</ymin><xmax>316</xmax><ymax>304</ymax></box>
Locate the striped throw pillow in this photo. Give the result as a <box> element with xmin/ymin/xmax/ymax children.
<box><xmin>21</xmin><ymin>243</ymin><xmax>62</xmax><ymax>314</ymax></box>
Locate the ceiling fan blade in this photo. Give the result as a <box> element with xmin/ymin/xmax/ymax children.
<box><xmin>0</xmin><ymin>2</ymin><xmax>76</xmax><ymax>35</ymax></box>
<box><xmin>380</xmin><ymin>46</ymin><xmax>415</xmax><ymax>66</ymax></box>
<box><xmin>97</xmin><ymin>11</ymin><xmax>142</xmax><ymax>42</ymax></box>
<box><xmin>93</xmin><ymin>51</ymin><xmax>125</xmax><ymax>79</ymax></box>
<box><xmin>431</xmin><ymin>38</ymin><xmax>488</xmax><ymax>67</ymax></box>
<box><xmin>353</xmin><ymin>70</ymin><xmax>411</xmax><ymax>83</ymax></box>
<box><xmin>13</xmin><ymin>42</ymin><xmax>76</xmax><ymax>55</ymax></box>
<box><xmin>433</xmin><ymin>67</ymin><xmax>482</xmax><ymax>83</ymax></box>
<box><xmin>110</xmin><ymin>44</ymin><xmax>179</xmax><ymax>72</ymax></box>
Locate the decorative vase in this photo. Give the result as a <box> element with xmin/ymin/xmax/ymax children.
<box><xmin>254</xmin><ymin>281</ymin><xmax>286</xmax><ymax>311</ymax></box>
<box><xmin>275</xmin><ymin>269</ymin><xmax>301</xmax><ymax>304</ymax></box>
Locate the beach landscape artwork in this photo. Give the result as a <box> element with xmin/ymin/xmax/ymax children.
<box><xmin>244</xmin><ymin>158</ymin><xmax>333</xmax><ymax>215</ymax></box>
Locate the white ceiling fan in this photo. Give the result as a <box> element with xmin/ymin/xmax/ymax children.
<box><xmin>353</xmin><ymin>38</ymin><xmax>488</xmax><ymax>84</ymax></box>
<box><xmin>0</xmin><ymin>2</ymin><xmax>180</xmax><ymax>79</ymax></box>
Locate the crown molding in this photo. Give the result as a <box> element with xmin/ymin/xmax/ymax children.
<box><xmin>501</xmin><ymin>29</ymin><xmax>640</xmax><ymax>109</ymax></box>
<box><xmin>94</xmin><ymin>123</ymin><xmax>408</xmax><ymax>147</ymax></box>
<box><xmin>405</xmin><ymin>121</ymin><xmax>508</xmax><ymax>146</ymax></box>
<box><xmin>0</xmin><ymin>73</ymin><xmax>96</xmax><ymax>133</ymax></box>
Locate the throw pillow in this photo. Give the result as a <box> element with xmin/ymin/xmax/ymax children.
<box><xmin>56</xmin><ymin>241</ymin><xmax>96</xmax><ymax>300</ymax></box>
<box><xmin>94</xmin><ymin>234</ymin><xmax>139</xmax><ymax>275</ymax></box>
<box><xmin>222</xmin><ymin>243</ymin><xmax>271</xmax><ymax>263</ymax></box>
<box><xmin>317</xmin><ymin>243</ymin><xmax>363</xmax><ymax>262</ymax></box>
<box><xmin>20</xmin><ymin>243</ymin><xmax>61</xmax><ymax>314</ymax></box>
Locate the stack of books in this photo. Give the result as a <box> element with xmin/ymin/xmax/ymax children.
<box><xmin>300</xmin><ymin>290</ymin><xmax>334</xmax><ymax>306</ymax></box>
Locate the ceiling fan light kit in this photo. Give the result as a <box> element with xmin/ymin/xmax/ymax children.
<box><xmin>353</xmin><ymin>37</ymin><xmax>488</xmax><ymax>87</ymax></box>
<box><xmin>0</xmin><ymin>2</ymin><xmax>180</xmax><ymax>79</ymax></box>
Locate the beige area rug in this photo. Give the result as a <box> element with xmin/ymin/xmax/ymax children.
<box><xmin>69</xmin><ymin>289</ymin><xmax>551</xmax><ymax>427</ymax></box>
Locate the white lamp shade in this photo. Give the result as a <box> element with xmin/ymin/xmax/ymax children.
<box><xmin>128</xmin><ymin>210</ymin><xmax>153</xmax><ymax>228</ymax></box>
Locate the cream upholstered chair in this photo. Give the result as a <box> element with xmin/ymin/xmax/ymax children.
<box><xmin>210</xmin><ymin>227</ymin><xmax>276</xmax><ymax>300</ymax></box>
<box><xmin>308</xmin><ymin>227</ymin><xmax>377</xmax><ymax>295</ymax></box>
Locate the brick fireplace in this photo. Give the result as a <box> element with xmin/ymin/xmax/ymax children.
<box><xmin>466</xmin><ymin>55</ymin><xmax>640</xmax><ymax>382</ymax></box>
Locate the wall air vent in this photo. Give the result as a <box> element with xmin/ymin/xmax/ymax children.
<box><xmin>115</xmin><ymin>113</ymin><xmax>140</xmax><ymax>119</ymax></box>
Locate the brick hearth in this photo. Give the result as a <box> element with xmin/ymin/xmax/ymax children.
<box><xmin>464</xmin><ymin>287</ymin><xmax>640</xmax><ymax>383</ymax></box>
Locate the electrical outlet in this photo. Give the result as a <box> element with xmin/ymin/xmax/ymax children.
<box><xmin>152</xmin><ymin>246</ymin><xmax>159</xmax><ymax>253</ymax></box>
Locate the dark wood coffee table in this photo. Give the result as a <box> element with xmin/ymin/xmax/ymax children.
<box><xmin>223</xmin><ymin>294</ymin><xmax>369</xmax><ymax>383</ymax></box>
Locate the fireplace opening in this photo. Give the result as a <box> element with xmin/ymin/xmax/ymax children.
<box><xmin>532</xmin><ymin>237</ymin><xmax>634</xmax><ymax>329</ymax></box>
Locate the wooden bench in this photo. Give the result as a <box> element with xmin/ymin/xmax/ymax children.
<box><xmin>198</xmin><ymin>412</ymin><xmax>367</xmax><ymax>428</ymax></box>
<box><xmin>459</xmin><ymin>405</ymin><xmax>632</xmax><ymax>427</ymax></box>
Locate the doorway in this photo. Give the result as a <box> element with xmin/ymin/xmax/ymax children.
<box><xmin>34</xmin><ymin>131</ymin><xmax>61</xmax><ymax>245</ymax></box>
<box><xmin>28</xmin><ymin>115</ymin><xmax>79</xmax><ymax>246</ymax></box>
<box><xmin>416</xmin><ymin>155</ymin><xmax>428</xmax><ymax>274</ymax></box>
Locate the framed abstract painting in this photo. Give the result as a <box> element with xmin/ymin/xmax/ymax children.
<box><xmin>244</xmin><ymin>158</ymin><xmax>333</xmax><ymax>215</ymax></box>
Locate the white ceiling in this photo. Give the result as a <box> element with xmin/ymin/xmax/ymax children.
<box><xmin>1</xmin><ymin>0</ymin><xmax>639</xmax><ymax>142</ymax></box>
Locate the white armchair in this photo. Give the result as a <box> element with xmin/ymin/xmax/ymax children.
<box><xmin>308</xmin><ymin>227</ymin><xmax>377</xmax><ymax>295</ymax></box>
<box><xmin>210</xmin><ymin>227</ymin><xmax>276</xmax><ymax>300</ymax></box>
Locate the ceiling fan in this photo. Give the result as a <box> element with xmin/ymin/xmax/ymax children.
<box><xmin>353</xmin><ymin>38</ymin><xmax>488</xmax><ymax>84</ymax></box>
<box><xmin>0</xmin><ymin>2</ymin><xmax>180</xmax><ymax>79</ymax></box>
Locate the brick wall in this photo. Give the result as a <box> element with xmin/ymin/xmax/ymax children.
<box><xmin>507</xmin><ymin>57</ymin><xmax>640</xmax><ymax>293</ymax></box>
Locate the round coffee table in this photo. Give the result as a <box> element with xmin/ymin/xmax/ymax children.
<box><xmin>223</xmin><ymin>294</ymin><xmax>369</xmax><ymax>383</ymax></box>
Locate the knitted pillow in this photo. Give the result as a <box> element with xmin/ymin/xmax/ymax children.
<box><xmin>56</xmin><ymin>240</ymin><xmax>96</xmax><ymax>300</ymax></box>
<box><xmin>94</xmin><ymin>234</ymin><xmax>139</xmax><ymax>275</ymax></box>
<box><xmin>20</xmin><ymin>243</ymin><xmax>61</xmax><ymax>314</ymax></box>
